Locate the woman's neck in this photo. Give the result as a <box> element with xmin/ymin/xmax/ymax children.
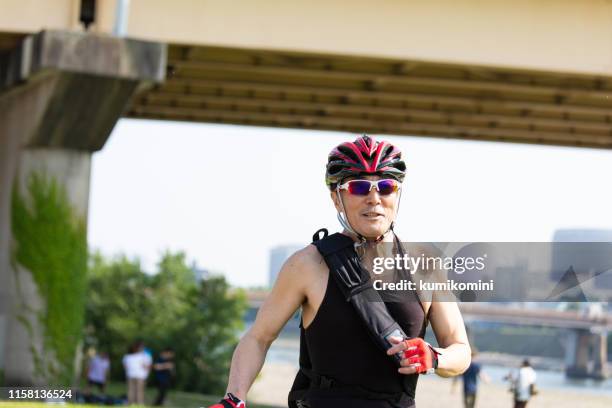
<box><xmin>341</xmin><ymin>229</ymin><xmax>396</xmax><ymax>244</ymax></box>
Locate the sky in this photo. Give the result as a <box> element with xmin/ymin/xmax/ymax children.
<box><xmin>88</xmin><ymin>119</ymin><xmax>612</xmax><ymax>287</ymax></box>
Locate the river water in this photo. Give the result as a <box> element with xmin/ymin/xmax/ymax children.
<box><xmin>264</xmin><ymin>338</ymin><xmax>612</xmax><ymax>396</ymax></box>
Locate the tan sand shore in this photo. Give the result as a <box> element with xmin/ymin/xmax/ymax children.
<box><xmin>249</xmin><ymin>362</ymin><xmax>612</xmax><ymax>408</ymax></box>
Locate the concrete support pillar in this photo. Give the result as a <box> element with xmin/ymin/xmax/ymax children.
<box><xmin>0</xmin><ymin>78</ymin><xmax>60</xmax><ymax>385</ymax></box>
<box><xmin>0</xmin><ymin>30</ymin><xmax>165</xmax><ymax>386</ymax></box>
<box><xmin>565</xmin><ymin>329</ymin><xmax>591</xmax><ymax>378</ymax></box>
<box><xmin>4</xmin><ymin>149</ymin><xmax>91</xmax><ymax>386</ymax></box>
<box><xmin>592</xmin><ymin>331</ymin><xmax>608</xmax><ymax>379</ymax></box>
<box><xmin>565</xmin><ymin>328</ymin><xmax>609</xmax><ymax>379</ymax></box>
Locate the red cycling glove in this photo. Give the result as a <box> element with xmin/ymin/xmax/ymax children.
<box><xmin>209</xmin><ymin>393</ymin><xmax>246</xmax><ymax>408</ymax></box>
<box><xmin>402</xmin><ymin>338</ymin><xmax>441</xmax><ymax>374</ymax></box>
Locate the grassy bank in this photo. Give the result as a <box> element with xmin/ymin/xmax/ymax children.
<box><xmin>0</xmin><ymin>383</ymin><xmax>281</xmax><ymax>408</ymax></box>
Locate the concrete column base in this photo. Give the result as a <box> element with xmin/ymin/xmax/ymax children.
<box><xmin>0</xmin><ymin>30</ymin><xmax>165</xmax><ymax>385</ymax></box>
<box><xmin>0</xmin><ymin>79</ymin><xmax>59</xmax><ymax>386</ymax></box>
<box><xmin>4</xmin><ymin>149</ymin><xmax>91</xmax><ymax>386</ymax></box>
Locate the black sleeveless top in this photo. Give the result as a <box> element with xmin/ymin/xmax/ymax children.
<box><xmin>290</xmin><ymin>242</ymin><xmax>428</xmax><ymax>407</ymax></box>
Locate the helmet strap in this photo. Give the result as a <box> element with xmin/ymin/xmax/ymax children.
<box><xmin>335</xmin><ymin>185</ymin><xmax>366</xmax><ymax>245</ymax></box>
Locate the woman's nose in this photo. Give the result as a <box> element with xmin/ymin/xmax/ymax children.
<box><xmin>366</xmin><ymin>188</ymin><xmax>382</xmax><ymax>204</ymax></box>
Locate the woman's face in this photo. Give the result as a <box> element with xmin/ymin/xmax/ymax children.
<box><xmin>331</xmin><ymin>175</ymin><xmax>400</xmax><ymax>239</ymax></box>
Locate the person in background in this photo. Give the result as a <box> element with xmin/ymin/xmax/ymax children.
<box><xmin>452</xmin><ymin>350</ymin><xmax>489</xmax><ymax>408</ymax></box>
<box><xmin>85</xmin><ymin>350</ymin><xmax>111</xmax><ymax>394</ymax></box>
<box><xmin>123</xmin><ymin>340</ymin><xmax>153</xmax><ymax>405</ymax></box>
<box><xmin>153</xmin><ymin>347</ymin><xmax>175</xmax><ymax>406</ymax></box>
<box><xmin>506</xmin><ymin>359</ymin><xmax>537</xmax><ymax>408</ymax></box>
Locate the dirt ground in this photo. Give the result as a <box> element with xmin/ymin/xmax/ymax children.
<box><xmin>248</xmin><ymin>362</ymin><xmax>612</xmax><ymax>408</ymax></box>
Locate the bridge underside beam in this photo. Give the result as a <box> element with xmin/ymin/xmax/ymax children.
<box><xmin>129</xmin><ymin>44</ymin><xmax>612</xmax><ymax>148</ymax></box>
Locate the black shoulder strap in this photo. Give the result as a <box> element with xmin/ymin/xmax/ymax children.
<box><xmin>312</xmin><ymin>228</ymin><xmax>329</xmax><ymax>242</ymax></box>
<box><xmin>311</xmin><ymin>229</ymin><xmax>408</xmax><ymax>367</ymax></box>
<box><xmin>312</xmin><ymin>232</ymin><xmax>370</xmax><ymax>300</ymax></box>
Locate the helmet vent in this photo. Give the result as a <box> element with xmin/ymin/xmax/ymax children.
<box><xmin>337</xmin><ymin>145</ymin><xmax>360</xmax><ymax>162</ymax></box>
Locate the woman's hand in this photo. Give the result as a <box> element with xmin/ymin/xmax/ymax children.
<box><xmin>387</xmin><ymin>336</ymin><xmax>439</xmax><ymax>375</ymax></box>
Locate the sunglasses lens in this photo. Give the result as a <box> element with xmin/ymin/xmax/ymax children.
<box><xmin>378</xmin><ymin>180</ymin><xmax>398</xmax><ymax>195</ymax></box>
<box><xmin>347</xmin><ymin>180</ymin><xmax>372</xmax><ymax>195</ymax></box>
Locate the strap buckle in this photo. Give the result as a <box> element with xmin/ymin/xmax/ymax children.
<box><xmin>312</xmin><ymin>228</ymin><xmax>328</xmax><ymax>242</ymax></box>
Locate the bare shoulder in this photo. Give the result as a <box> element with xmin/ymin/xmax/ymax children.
<box><xmin>288</xmin><ymin>244</ymin><xmax>323</xmax><ymax>266</ymax></box>
<box><xmin>284</xmin><ymin>245</ymin><xmax>329</xmax><ymax>326</ymax></box>
<box><xmin>277</xmin><ymin>244</ymin><xmax>326</xmax><ymax>285</ymax></box>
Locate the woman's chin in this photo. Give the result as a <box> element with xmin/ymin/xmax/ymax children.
<box><xmin>355</xmin><ymin>225</ymin><xmax>387</xmax><ymax>239</ymax></box>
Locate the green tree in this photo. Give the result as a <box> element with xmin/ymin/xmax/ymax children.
<box><xmin>172</xmin><ymin>276</ymin><xmax>247</xmax><ymax>393</ymax></box>
<box><xmin>84</xmin><ymin>250</ymin><xmax>247</xmax><ymax>394</ymax></box>
<box><xmin>85</xmin><ymin>252</ymin><xmax>153</xmax><ymax>380</ymax></box>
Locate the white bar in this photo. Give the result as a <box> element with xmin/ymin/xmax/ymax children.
<box><xmin>113</xmin><ymin>0</ymin><xmax>131</xmax><ymax>37</ymax></box>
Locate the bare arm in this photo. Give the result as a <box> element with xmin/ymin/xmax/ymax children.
<box><xmin>225</xmin><ymin>249</ymin><xmax>311</xmax><ymax>400</ymax></box>
<box><xmin>386</xmin><ymin>243</ymin><xmax>470</xmax><ymax>378</ymax></box>
<box><xmin>404</xmin><ymin>243</ymin><xmax>471</xmax><ymax>377</ymax></box>
<box><xmin>429</xmin><ymin>300</ymin><xmax>471</xmax><ymax>377</ymax></box>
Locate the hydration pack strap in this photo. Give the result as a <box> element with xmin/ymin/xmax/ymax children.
<box><xmin>312</xmin><ymin>228</ymin><xmax>408</xmax><ymax>367</ymax></box>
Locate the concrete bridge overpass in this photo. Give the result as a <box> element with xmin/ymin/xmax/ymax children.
<box><xmin>129</xmin><ymin>44</ymin><xmax>612</xmax><ymax>149</ymax></box>
<box><xmin>3</xmin><ymin>0</ymin><xmax>612</xmax><ymax>386</ymax></box>
<box><xmin>3</xmin><ymin>0</ymin><xmax>612</xmax><ymax>148</ymax></box>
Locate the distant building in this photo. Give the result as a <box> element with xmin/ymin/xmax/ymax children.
<box><xmin>191</xmin><ymin>262</ymin><xmax>211</xmax><ymax>282</ymax></box>
<box><xmin>552</xmin><ymin>229</ymin><xmax>612</xmax><ymax>293</ymax></box>
<box><xmin>553</xmin><ymin>229</ymin><xmax>612</xmax><ymax>242</ymax></box>
<box><xmin>269</xmin><ymin>245</ymin><xmax>301</xmax><ymax>287</ymax></box>
<box><xmin>494</xmin><ymin>259</ymin><xmax>529</xmax><ymax>301</ymax></box>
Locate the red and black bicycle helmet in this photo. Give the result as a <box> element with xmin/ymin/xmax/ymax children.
<box><xmin>325</xmin><ymin>134</ymin><xmax>406</xmax><ymax>189</ymax></box>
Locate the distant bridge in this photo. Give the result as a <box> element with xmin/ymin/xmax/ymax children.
<box><xmin>458</xmin><ymin>303</ymin><xmax>612</xmax><ymax>331</ymax></box>
<box><xmin>4</xmin><ymin>0</ymin><xmax>612</xmax><ymax>148</ymax></box>
<box><xmin>245</xmin><ymin>290</ymin><xmax>612</xmax><ymax>330</ymax></box>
